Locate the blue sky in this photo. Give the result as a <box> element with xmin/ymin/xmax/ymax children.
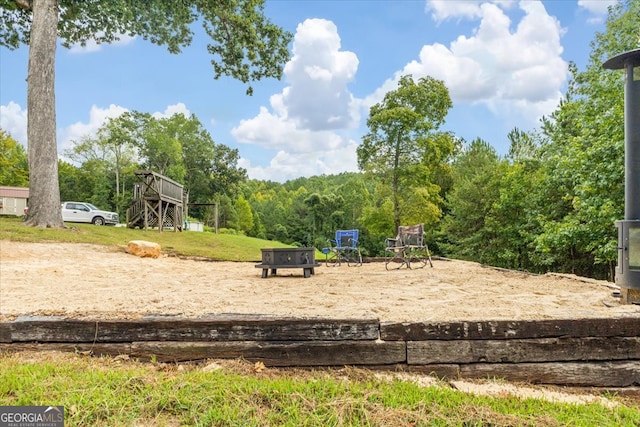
<box><xmin>0</xmin><ymin>0</ymin><xmax>617</xmax><ymax>182</ymax></box>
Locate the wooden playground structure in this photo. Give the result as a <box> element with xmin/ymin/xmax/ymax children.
<box><xmin>126</xmin><ymin>170</ymin><xmax>185</xmax><ymax>231</ymax></box>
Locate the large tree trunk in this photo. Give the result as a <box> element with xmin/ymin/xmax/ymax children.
<box><xmin>25</xmin><ymin>0</ymin><xmax>64</xmax><ymax>228</ymax></box>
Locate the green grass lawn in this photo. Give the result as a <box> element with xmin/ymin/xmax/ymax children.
<box><xmin>0</xmin><ymin>216</ymin><xmax>313</xmax><ymax>261</ymax></box>
<box><xmin>1</xmin><ymin>352</ymin><xmax>638</xmax><ymax>427</ymax></box>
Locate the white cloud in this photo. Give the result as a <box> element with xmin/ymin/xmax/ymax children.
<box><xmin>577</xmin><ymin>0</ymin><xmax>617</xmax><ymax>15</ymax></box>
<box><xmin>369</xmin><ymin>0</ymin><xmax>568</xmax><ymax>128</ymax></box>
<box><xmin>60</xmin><ymin>102</ymin><xmax>192</xmax><ymax>157</ymax></box>
<box><xmin>68</xmin><ymin>34</ymin><xmax>136</xmax><ymax>54</ymax></box>
<box><xmin>3</xmin><ymin>102</ymin><xmax>194</xmax><ymax>161</ymax></box>
<box><xmin>233</xmin><ymin>106</ymin><xmax>359</xmax><ymax>181</ymax></box>
<box><xmin>282</xmin><ymin>18</ymin><xmax>360</xmax><ymax>131</ymax></box>
<box><xmin>578</xmin><ymin>0</ymin><xmax>617</xmax><ymax>24</ymax></box>
<box><xmin>151</xmin><ymin>102</ymin><xmax>191</xmax><ymax>119</ymax></box>
<box><xmin>425</xmin><ymin>0</ymin><xmax>483</xmax><ymax>22</ymax></box>
<box><xmin>0</xmin><ymin>101</ymin><xmax>28</xmax><ymax>146</ymax></box>
<box><xmin>59</xmin><ymin>104</ymin><xmax>130</xmax><ymax>154</ymax></box>
<box><xmin>425</xmin><ymin>0</ymin><xmax>515</xmax><ymax>22</ymax></box>
<box><xmin>232</xmin><ymin>18</ymin><xmax>360</xmax><ymax>181</ymax></box>
<box><xmin>238</xmin><ymin>139</ymin><xmax>359</xmax><ymax>182</ymax></box>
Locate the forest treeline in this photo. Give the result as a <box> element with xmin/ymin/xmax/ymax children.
<box><xmin>1</xmin><ymin>0</ymin><xmax>637</xmax><ymax>280</ymax></box>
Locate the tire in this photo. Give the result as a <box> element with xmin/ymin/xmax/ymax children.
<box><xmin>92</xmin><ymin>216</ymin><xmax>105</xmax><ymax>226</ymax></box>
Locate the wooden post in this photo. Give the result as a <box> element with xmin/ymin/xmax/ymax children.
<box><xmin>143</xmin><ymin>201</ymin><xmax>148</xmax><ymax>230</ymax></box>
<box><xmin>215</xmin><ymin>202</ymin><xmax>219</xmax><ymax>234</ymax></box>
<box><xmin>184</xmin><ymin>192</ymin><xmax>189</xmax><ymax>227</ymax></box>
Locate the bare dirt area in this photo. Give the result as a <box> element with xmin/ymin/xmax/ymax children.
<box><xmin>1</xmin><ymin>240</ymin><xmax>639</xmax><ymax>322</ymax></box>
<box><xmin>2</xmin><ymin>240</ymin><xmax>640</xmax><ymax>408</ymax></box>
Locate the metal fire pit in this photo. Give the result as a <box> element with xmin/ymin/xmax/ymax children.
<box><xmin>255</xmin><ymin>247</ymin><xmax>320</xmax><ymax>278</ymax></box>
<box><xmin>604</xmin><ymin>48</ymin><xmax>640</xmax><ymax>304</ymax></box>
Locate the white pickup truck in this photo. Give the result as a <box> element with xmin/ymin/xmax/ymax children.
<box><xmin>61</xmin><ymin>202</ymin><xmax>119</xmax><ymax>226</ymax></box>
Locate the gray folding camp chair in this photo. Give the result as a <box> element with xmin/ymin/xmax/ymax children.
<box><xmin>384</xmin><ymin>224</ymin><xmax>433</xmax><ymax>270</ymax></box>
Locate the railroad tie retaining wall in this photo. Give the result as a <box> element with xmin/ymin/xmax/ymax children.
<box><xmin>1</xmin><ymin>316</ymin><xmax>639</xmax><ymax>387</ymax></box>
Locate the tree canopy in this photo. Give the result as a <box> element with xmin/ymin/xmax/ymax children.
<box><xmin>357</xmin><ymin>74</ymin><xmax>456</xmax><ymax>231</ymax></box>
<box><xmin>0</xmin><ymin>0</ymin><xmax>292</xmax><ymax>227</ymax></box>
<box><xmin>0</xmin><ymin>129</ymin><xmax>29</xmax><ymax>186</ymax></box>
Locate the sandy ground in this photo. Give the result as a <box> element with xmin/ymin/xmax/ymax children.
<box><xmin>2</xmin><ymin>240</ymin><xmax>640</xmax><ymax>407</ymax></box>
<box><xmin>1</xmin><ymin>240</ymin><xmax>639</xmax><ymax>322</ymax></box>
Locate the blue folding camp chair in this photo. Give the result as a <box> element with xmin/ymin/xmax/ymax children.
<box><xmin>322</xmin><ymin>229</ymin><xmax>363</xmax><ymax>267</ymax></box>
